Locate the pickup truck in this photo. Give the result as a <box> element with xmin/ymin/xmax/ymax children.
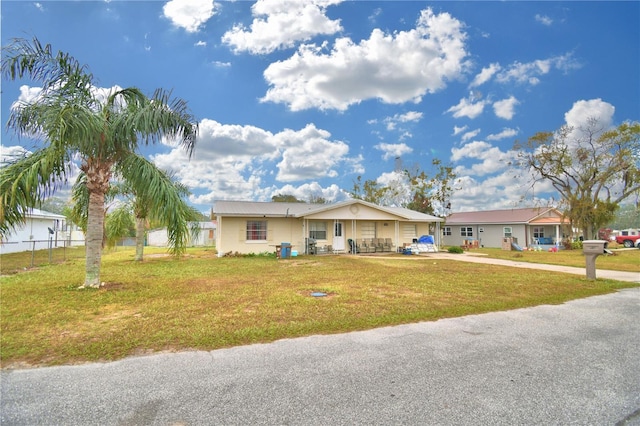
<box><xmin>615</xmin><ymin>234</ymin><xmax>640</xmax><ymax>248</ymax></box>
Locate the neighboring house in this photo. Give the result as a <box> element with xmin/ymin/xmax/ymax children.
<box><xmin>147</xmin><ymin>221</ymin><xmax>217</xmax><ymax>247</ymax></box>
<box><xmin>442</xmin><ymin>207</ymin><xmax>570</xmax><ymax>249</ymax></box>
<box><xmin>0</xmin><ymin>208</ymin><xmax>85</xmax><ymax>254</ymax></box>
<box><xmin>212</xmin><ymin>199</ymin><xmax>444</xmax><ymax>256</ymax></box>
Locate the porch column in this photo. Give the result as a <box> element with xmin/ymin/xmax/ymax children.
<box><xmin>303</xmin><ymin>219</ymin><xmax>307</xmax><ymax>254</ymax></box>
<box><xmin>351</xmin><ymin>220</ymin><xmax>357</xmax><ymax>254</ymax></box>
<box><xmin>216</xmin><ymin>215</ymin><xmax>223</xmax><ymax>257</ymax></box>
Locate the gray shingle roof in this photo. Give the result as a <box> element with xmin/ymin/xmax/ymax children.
<box><xmin>212</xmin><ymin>199</ymin><xmax>444</xmax><ymax>222</ymax></box>
<box><xmin>212</xmin><ymin>201</ymin><xmax>325</xmax><ymax>217</ymax></box>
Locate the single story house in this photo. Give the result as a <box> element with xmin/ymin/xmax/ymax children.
<box><xmin>442</xmin><ymin>207</ymin><xmax>570</xmax><ymax>249</ymax></box>
<box><xmin>212</xmin><ymin>199</ymin><xmax>444</xmax><ymax>256</ymax></box>
<box><xmin>0</xmin><ymin>208</ymin><xmax>84</xmax><ymax>254</ymax></box>
<box><xmin>147</xmin><ymin>221</ymin><xmax>217</xmax><ymax>247</ymax></box>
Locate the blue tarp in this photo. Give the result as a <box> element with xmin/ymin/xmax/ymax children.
<box><xmin>418</xmin><ymin>235</ymin><xmax>435</xmax><ymax>244</ymax></box>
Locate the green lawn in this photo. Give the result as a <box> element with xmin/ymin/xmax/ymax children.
<box><xmin>467</xmin><ymin>247</ymin><xmax>640</xmax><ymax>272</ymax></box>
<box><xmin>1</xmin><ymin>247</ymin><xmax>637</xmax><ymax>368</ymax></box>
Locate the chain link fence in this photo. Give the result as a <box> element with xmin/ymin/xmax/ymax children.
<box><xmin>1</xmin><ymin>241</ymin><xmax>86</xmax><ymax>274</ymax></box>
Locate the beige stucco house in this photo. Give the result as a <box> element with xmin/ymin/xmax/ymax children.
<box><xmin>212</xmin><ymin>199</ymin><xmax>444</xmax><ymax>256</ymax></box>
<box><xmin>442</xmin><ymin>207</ymin><xmax>570</xmax><ymax>249</ymax></box>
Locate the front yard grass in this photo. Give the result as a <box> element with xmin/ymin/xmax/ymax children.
<box><xmin>1</xmin><ymin>247</ymin><xmax>637</xmax><ymax>368</ymax></box>
<box><xmin>470</xmin><ymin>247</ymin><xmax>640</xmax><ymax>273</ymax></box>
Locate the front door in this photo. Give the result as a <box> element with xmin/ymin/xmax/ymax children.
<box><xmin>333</xmin><ymin>221</ymin><xmax>345</xmax><ymax>251</ymax></box>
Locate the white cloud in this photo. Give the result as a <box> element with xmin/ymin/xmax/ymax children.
<box><xmin>447</xmin><ymin>96</ymin><xmax>486</xmax><ymax>119</ymax></box>
<box><xmin>496</xmin><ymin>52</ymin><xmax>581</xmax><ymax>85</ymax></box>
<box><xmin>493</xmin><ymin>96</ymin><xmax>519</xmax><ymax>120</ymax></box>
<box><xmin>374</xmin><ymin>142</ymin><xmax>413</xmax><ymax>160</ymax></box>
<box><xmin>194</xmin><ymin>40</ymin><xmax>207</xmax><ymax>47</ymax></box>
<box><xmin>222</xmin><ymin>0</ymin><xmax>343</xmax><ymax>54</ymax></box>
<box><xmin>261</xmin><ymin>7</ymin><xmax>469</xmax><ymax>111</ymax></box>
<box><xmin>451</xmin><ymin>141</ymin><xmax>519</xmax><ymax>176</ymax></box>
<box><xmin>535</xmin><ymin>14</ymin><xmax>553</xmax><ymax>26</ymax></box>
<box><xmin>469</xmin><ymin>63</ymin><xmax>501</xmax><ymax>88</ymax></box>
<box><xmin>273</xmin><ymin>124</ymin><xmax>350</xmax><ymax>182</ymax></box>
<box><xmin>163</xmin><ymin>0</ymin><xmax>217</xmax><ymax>33</ymax></box>
<box><xmin>448</xmin><ymin>141</ymin><xmax>533</xmax><ymax>211</ymax></box>
<box><xmin>273</xmin><ymin>182</ymin><xmax>347</xmax><ymax>202</ymax></box>
<box><xmin>486</xmin><ymin>128</ymin><xmax>518</xmax><ymax>141</ymax></box>
<box><xmin>0</xmin><ymin>145</ymin><xmax>30</xmax><ymax>166</ymax></box>
<box><xmin>212</xmin><ymin>61</ymin><xmax>231</xmax><ymax>68</ymax></box>
<box><xmin>12</xmin><ymin>85</ymin><xmax>42</xmax><ymax>108</ymax></box>
<box><xmin>153</xmin><ymin>120</ymin><xmax>360</xmax><ymax>203</ymax></box>
<box><xmin>461</xmin><ymin>128</ymin><xmax>481</xmax><ymax>142</ymax></box>
<box><xmin>452</xmin><ymin>125</ymin><xmax>468</xmax><ymax>136</ymax></box>
<box><xmin>383</xmin><ymin>111</ymin><xmax>423</xmax><ymax>131</ymax></box>
<box><xmin>564</xmin><ymin>98</ymin><xmax>615</xmax><ymax>130</ymax></box>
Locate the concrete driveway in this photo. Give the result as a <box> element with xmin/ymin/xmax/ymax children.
<box><xmin>422</xmin><ymin>251</ymin><xmax>640</xmax><ymax>283</ymax></box>
<box><xmin>2</xmin><ymin>288</ymin><xmax>639</xmax><ymax>425</ymax></box>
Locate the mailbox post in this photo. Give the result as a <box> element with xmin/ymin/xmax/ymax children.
<box><xmin>583</xmin><ymin>240</ymin><xmax>607</xmax><ymax>280</ymax></box>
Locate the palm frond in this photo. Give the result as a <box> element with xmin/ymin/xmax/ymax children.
<box><xmin>0</xmin><ymin>146</ymin><xmax>70</xmax><ymax>236</ymax></box>
<box><xmin>117</xmin><ymin>154</ymin><xmax>194</xmax><ymax>255</ymax></box>
<box><xmin>2</xmin><ymin>37</ymin><xmax>93</xmax><ymax>97</ymax></box>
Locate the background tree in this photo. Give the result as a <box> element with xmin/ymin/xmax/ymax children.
<box><xmin>104</xmin><ymin>204</ymin><xmax>136</xmax><ymax>249</ymax></box>
<box><xmin>349</xmin><ymin>159</ymin><xmax>456</xmax><ymax>216</ymax></box>
<box><xmin>71</xmin><ymin>156</ymin><xmax>203</xmax><ymax>262</ymax></box>
<box><xmin>515</xmin><ymin>119</ymin><xmax>640</xmax><ymax>239</ymax></box>
<box><xmin>307</xmin><ymin>195</ymin><xmax>328</xmax><ymax>204</ymax></box>
<box><xmin>606</xmin><ymin>203</ymin><xmax>640</xmax><ymax>230</ymax></box>
<box><xmin>1</xmin><ymin>37</ymin><xmax>198</xmax><ymax>288</ymax></box>
<box><xmin>271</xmin><ymin>194</ymin><xmax>304</xmax><ymax>203</ymax></box>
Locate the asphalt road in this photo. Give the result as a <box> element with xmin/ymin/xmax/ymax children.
<box><xmin>2</xmin><ymin>288</ymin><xmax>639</xmax><ymax>426</ymax></box>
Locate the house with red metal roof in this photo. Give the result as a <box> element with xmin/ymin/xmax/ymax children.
<box><xmin>442</xmin><ymin>207</ymin><xmax>571</xmax><ymax>250</ymax></box>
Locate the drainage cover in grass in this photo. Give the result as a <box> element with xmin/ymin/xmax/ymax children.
<box><xmin>310</xmin><ymin>292</ymin><xmax>327</xmax><ymax>297</ymax></box>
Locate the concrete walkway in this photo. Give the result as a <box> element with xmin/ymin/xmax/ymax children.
<box><xmin>420</xmin><ymin>252</ymin><xmax>640</xmax><ymax>283</ymax></box>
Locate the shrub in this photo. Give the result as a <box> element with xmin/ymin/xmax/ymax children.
<box><xmin>447</xmin><ymin>246</ymin><xmax>464</xmax><ymax>254</ymax></box>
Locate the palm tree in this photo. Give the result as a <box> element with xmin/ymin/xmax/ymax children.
<box><xmin>1</xmin><ymin>37</ymin><xmax>198</xmax><ymax>288</ymax></box>
<box><xmin>71</xmin><ymin>155</ymin><xmax>203</xmax><ymax>261</ymax></box>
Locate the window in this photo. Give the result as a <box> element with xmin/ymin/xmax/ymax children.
<box><xmin>403</xmin><ymin>225</ymin><xmax>417</xmax><ymax>239</ymax></box>
<box><xmin>361</xmin><ymin>223</ymin><xmax>376</xmax><ymax>238</ymax></box>
<box><xmin>334</xmin><ymin>222</ymin><xmax>342</xmax><ymax>237</ymax></box>
<box><xmin>443</xmin><ymin>227</ymin><xmax>452</xmax><ymax>236</ymax></box>
<box><xmin>246</xmin><ymin>221</ymin><xmax>267</xmax><ymax>241</ymax></box>
<box><xmin>309</xmin><ymin>222</ymin><xmax>327</xmax><ymax>240</ymax></box>
<box><xmin>533</xmin><ymin>227</ymin><xmax>544</xmax><ymax>238</ymax></box>
<box><xmin>460</xmin><ymin>227</ymin><xmax>473</xmax><ymax>237</ymax></box>
<box><xmin>503</xmin><ymin>227</ymin><xmax>512</xmax><ymax>237</ymax></box>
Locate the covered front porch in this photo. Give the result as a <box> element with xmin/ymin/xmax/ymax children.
<box><xmin>301</xmin><ymin>218</ymin><xmax>441</xmax><ymax>255</ymax></box>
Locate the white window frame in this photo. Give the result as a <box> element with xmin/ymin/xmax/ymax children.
<box><xmin>533</xmin><ymin>227</ymin><xmax>544</xmax><ymax>238</ymax></box>
<box><xmin>246</xmin><ymin>220</ymin><xmax>267</xmax><ymax>241</ymax></box>
<box><xmin>460</xmin><ymin>227</ymin><xmax>473</xmax><ymax>237</ymax></box>
<box><xmin>309</xmin><ymin>222</ymin><xmax>327</xmax><ymax>240</ymax></box>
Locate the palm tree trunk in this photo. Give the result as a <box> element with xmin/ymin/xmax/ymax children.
<box><xmin>135</xmin><ymin>217</ymin><xmax>145</xmax><ymax>261</ymax></box>
<box><xmin>84</xmin><ymin>189</ymin><xmax>106</xmax><ymax>288</ymax></box>
<box><xmin>82</xmin><ymin>159</ymin><xmax>112</xmax><ymax>289</ymax></box>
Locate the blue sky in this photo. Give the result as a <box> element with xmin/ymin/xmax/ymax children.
<box><xmin>2</xmin><ymin>0</ymin><xmax>639</xmax><ymax>214</ymax></box>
